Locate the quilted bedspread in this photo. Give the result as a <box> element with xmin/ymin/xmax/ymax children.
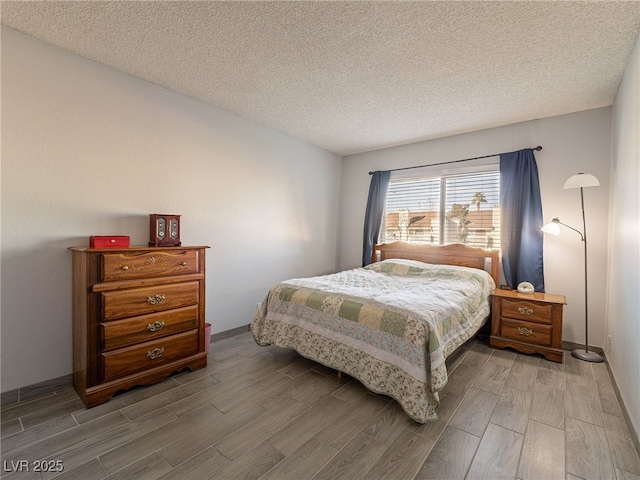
<box><xmin>251</xmin><ymin>259</ymin><xmax>495</xmax><ymax>422</ymax></box>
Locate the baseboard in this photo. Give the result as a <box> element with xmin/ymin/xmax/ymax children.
<box><xmin>1</xmin><ymin>374</ymin><xmax>73</xmax><ymax>408</ymax></box>
<box><xmin>603</xmin><ymin>352</ymin><xmax>640</xmax><ymax>457</ymax></box>
<box><xmin>2</xmin><ymin>325</ymin><xmax>253</xmax><ymax>409</ymax></box>
<box><xmin>211</xmin><ymin>324</ymin><xmax>251</xmax><ymax>343</ymax></box>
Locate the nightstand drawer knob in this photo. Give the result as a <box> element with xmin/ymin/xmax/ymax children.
<box><xmin>517</xmin><ymin>327</ymin><xmax>533</xmax><ymax>336</ymax></box>
<box><xmin>181</xmin><ymin>261</ymin><xmax>188</xmax><ymax>266</ymax></box>
<box><xmin>147</xmin><ymin>321</ymin><xmax>165</xmax><ymax>332</ymax></box>
<box><xmin>147</xmin><ymin>347</ymin><xmax>164</xmax><ymax>359</ymax></box>
<box><xmin>120</xmin><ymin>266</ymin><xmax>129</xmax><ymax>271</ymax></box>
<box><xmin>518</xmin><ymin>306</ymin><xmax>534</xmax><ymax>316</ymax></box>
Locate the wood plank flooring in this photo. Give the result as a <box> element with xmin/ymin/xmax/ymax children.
<box><xmin>2</xmin><ymin>332</ymin><xmax>639</xmax><ymax>480</ymax></box>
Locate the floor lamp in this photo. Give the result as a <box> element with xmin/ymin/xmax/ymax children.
<box><xmin>541</xmin><ymin>172</ymin><xmax>604</xmax><ymax>363</ymax></box>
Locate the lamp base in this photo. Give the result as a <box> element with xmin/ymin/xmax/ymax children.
<box><xmin>571</xmin><ymin>349</ymin><xmax>604</xmax><ymax>363</ymax></box>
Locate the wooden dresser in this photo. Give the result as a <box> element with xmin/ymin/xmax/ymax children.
<box><xmin>70</xmin><ymin>246</ymin><xmax>209</xmax><ymax>407</ymax></box>
<box><xmin>490</xmin><ymin>288</ymin><xmax>566</xmax><ymax>363</ymax></box>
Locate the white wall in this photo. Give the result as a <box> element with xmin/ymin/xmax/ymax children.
<box><xmin>1</xmin><ymin>27</ymin><xmax>342</xmax><ymax>393</ymax></box>
<box><xmin>609</xmin><ymin>33</ymin><xmax>640</xmax><ymax>440</ymax></box>
<box><xmin>339</xmin><ymin>108</ymin><xmax>612</xmax><ymax>349</ymax></box>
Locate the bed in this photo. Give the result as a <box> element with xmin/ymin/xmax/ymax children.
<box><xmin>251</xmin><ymin>242</ymin><xmax>499</xmax><ymax>423</ymax></box>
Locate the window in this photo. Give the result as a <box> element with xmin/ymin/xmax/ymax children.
<box><xmin>383</xmin><ymin>166</ymin><xmax>500</xmax><ymax>250</ymax></box>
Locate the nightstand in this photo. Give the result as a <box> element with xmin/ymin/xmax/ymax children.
<box><xmin>490</xmin><ymin>288</ymin><xmax>566</xmax><ymax>363</ymax></box>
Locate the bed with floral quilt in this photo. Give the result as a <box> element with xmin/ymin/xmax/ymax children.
<box><xmin>251</xmin><ymin>242</ymin><xmax>499</xmax><ymax>423</ymax></box>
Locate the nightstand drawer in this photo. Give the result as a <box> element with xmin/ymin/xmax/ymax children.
<box><xmin>501</xmin><ymin>298</ymin><xmax>552</xmax><ymax>324</ymax></box>
<box><xmin>100</xmin><ymin>306</ymin><xmax>199</xmax><ymax>351</ymax></box>
<box><xmin>501</xmin><ymin>318</ymin><xmax>552</xmax><ymax>346</ymax></box>
<box><xmin>101</xmin><ymin>330</ymin><xmax>199</xmax><ymax>382</ymax></box>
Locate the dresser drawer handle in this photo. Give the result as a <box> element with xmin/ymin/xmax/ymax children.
<box><xmin>147</xmin><ymin>321</ymin><xmax>165</xmax><ymax>332</ymax></box>
<box><xmin>120</xmin><ymin>266</ymin><xmax>129</xmax><ymax>271</ymax></box>
<box><xmin>147</xmin><ymin>347</ymin><xmax>164</xmax><ymax>359</ymax></box>
<box><xmin>518</xmin><ymin>307</ymin><xmax>534</xmax><ymax>316</ymax></box>
<box><xmin>181</xmin><ymin>262</ymin><xmax>188</xmax><ymax>266</ymax></box>
<box><xmin>517</xmin><ymin>327</ymin><xmax>533</xmax><ymax>336</ymax></box>
<box><xmin>147</xmin><ymin>294</ymin><xmax>165</xmax><ymax>305</ymax></box>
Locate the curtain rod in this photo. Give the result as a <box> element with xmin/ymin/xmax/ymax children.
<box><xmin>368</xmin><ymin>145</ymin><xmax>542</xmax><ymax>175</ymax></box>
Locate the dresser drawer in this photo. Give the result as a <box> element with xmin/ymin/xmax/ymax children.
<box><xmin>102</xmin><ymin>281</ymin><xmax>199</xmax><ymax>320</ymax></box>
<box><xmin>101</xmin><ymin>250</ymin><xmax>200</xmax><ymax>281</ymax></box>
<box><xmin>501</xmin><ymin>298</ymin><xmax>552</xmax><ymax>324</ymax></box>
<box><xmin>101</xmin><ymin>306</ymin><xmax>199</xmax><ymax>351</ymax></box>
<box><xmin>101</xmin><ymin>330</ymin><xmax>199</xmax><ymax>382</ymax></box>
<box><xmin>501</xmin><ymin>318</ymin><xmax>552</xmax><ymax>346</ymax></box>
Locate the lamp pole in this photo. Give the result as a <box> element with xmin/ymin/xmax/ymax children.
<box><xmin>572</xmin><ymin>185</ymin><xmax>603</xmax><ymax>362</ymax></box>
<box><xmin>580</xmin><ymin>186</ymin><xmax>590</xmax><ymax>353</ymax></box>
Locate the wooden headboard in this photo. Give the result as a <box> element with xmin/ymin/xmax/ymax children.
<box><xmin>373</xmin><ymin>242</ymin><xmax>500</xmax><ymax>286</ymax></box>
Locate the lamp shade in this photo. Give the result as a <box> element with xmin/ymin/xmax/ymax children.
<box><xmin>541</xmin><ymin>219</ymin><xmax>561</xmax><ymax>235</ymax></box>
<box><xmin>564</xmin><ymin>173</ymin><xmax>600</xmax><ymax>189</ymax></box>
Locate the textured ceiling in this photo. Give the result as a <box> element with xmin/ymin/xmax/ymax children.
<box><xmin>2</xmin><ymin>1</ymin><xmax>640</xmax><ymax>156</ymax></box>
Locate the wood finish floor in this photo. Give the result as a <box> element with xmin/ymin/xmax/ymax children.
<box><xmin>2</xmin><ymin>332</ymin><xmax>639</xmax><ymax>480</ymax></box>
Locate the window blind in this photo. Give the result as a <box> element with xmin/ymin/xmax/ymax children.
<box><xmin>383</xmin><ymin>168</ymin><xmax>500</xmax><ymax>250</ymax></box>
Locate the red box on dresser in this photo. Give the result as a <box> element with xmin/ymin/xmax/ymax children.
<box><xmin>89</xmin><ymin>236</ymin><xmax>130</xmax><ymax>248</ymax></box>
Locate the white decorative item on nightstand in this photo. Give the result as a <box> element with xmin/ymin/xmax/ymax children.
<box><xmin>517</xmin><ymin>281</ymin><xmax>534</xmax><ymax>294</ymax></box>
